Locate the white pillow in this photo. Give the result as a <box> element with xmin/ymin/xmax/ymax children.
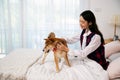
<box><xmin>107</xmin><ymin>57</ymin><xmax>120</xmax><ymax>79</ymax></box>
<box><xmin>109</xmin><ymin>52</ymin><xmax>120</xmax><ymax>61</ymax></box>
<box><xmin>104</xmin><ymin>40</ymin><xmax>120</xmax><ymax>58</ymax></box>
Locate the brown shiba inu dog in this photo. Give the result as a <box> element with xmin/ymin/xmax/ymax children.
<box><xmin>41</xmin><ymin>32</ymin><xmax>71</xmax><ymax>72</ymax></box>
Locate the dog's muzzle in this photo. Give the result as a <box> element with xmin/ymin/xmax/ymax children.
<box><xmin>43</xmin><ymin>49</ymin><xmax>50</xmax><ymax>53</ymax></box>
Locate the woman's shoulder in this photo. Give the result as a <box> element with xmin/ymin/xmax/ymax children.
<box><xmin>92</xmin><ymin>34</ymin><xmax>101</xmax><ymax>40</ymax></box>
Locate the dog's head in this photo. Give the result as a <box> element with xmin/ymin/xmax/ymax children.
<box><xmin>43</xmin><ymin>32</ymin><xmax>56</xmax><ymax>53</ymax></box>
<box><xmin>43</xmin><ymin>38</ymin><xmax>59</xmax><ymax>53</ymax></box>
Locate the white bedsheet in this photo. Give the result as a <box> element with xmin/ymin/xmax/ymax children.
<box><xmin>0</xmin><ymin>49</ymin><xmax>109</xmax><ymax>80</ymax></box>
<box><xmin>0</xmin><ymin>48</ymin><xmax>42</xmax><ymax>80</ymax></box>
<box><xmin>26</xmin><ymin>56</ymin><xmax>109</xmax><ymax>80</ymax></box>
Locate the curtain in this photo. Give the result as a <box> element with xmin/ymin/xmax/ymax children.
<box><xmin>0</xmin><ymin>0</ymin><xmax>89</xmax><ymax>54</ymax></box>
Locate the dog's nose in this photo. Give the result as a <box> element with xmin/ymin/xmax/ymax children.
<box><xmin>43</xmin><ymin>49</ymin><xmax>44</xmax><ymax>52</ymax></box>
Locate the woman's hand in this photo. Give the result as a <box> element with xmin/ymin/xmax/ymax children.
<box><xmin>56</xmin><ymin>42</ymin><xmax>69</xmax><ymax>52</ymax></box>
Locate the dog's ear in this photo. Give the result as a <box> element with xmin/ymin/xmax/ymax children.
<box><xmin>48</xmin><ymin>32</ymin><xmax>55</xmax><ymax>38</ymax></box>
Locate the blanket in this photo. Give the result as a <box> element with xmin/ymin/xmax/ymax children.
<box><xmin>0</xmin><ymin>48</ymin><xmax>41</xmax><ymax>80</ymax></box>
<box><xmin>0</xmin><ymin>49</ymin><xmax>109</xmax><ymax>80</ymax></box>
<box><xmin>26</xmin><ymin>54</ymin><xmax>109</xmax><ymax>80</ymax></box>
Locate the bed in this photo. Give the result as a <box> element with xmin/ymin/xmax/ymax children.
<box><xmin>0</xmin><ymin>40</ymin><xmax>120</xmax><ymax>80</ymax></box>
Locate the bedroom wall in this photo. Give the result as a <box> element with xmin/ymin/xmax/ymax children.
<box><xmin>89</xmin><ymin>0</ymin><xmax>120</xmax><ymax>39</ymax></box>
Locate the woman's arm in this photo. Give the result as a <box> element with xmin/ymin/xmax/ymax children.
<box><xmin>64</xmin><ymin>33</ymin><xmax>81</xmax><ymax>44</ymax></box>
<box><xmin>56</xmin><ymin>33</ymin><xmax>81</xmax><ymax>52</ymax></box>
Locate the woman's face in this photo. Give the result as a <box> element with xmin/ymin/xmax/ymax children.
<box><xmin>79</xmin><ymin>16</ymin><xmax>89</xmax><ymax>29</ymax></box>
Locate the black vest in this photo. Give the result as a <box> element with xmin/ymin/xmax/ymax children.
<box><xmin>80</xmin><ymin>30</ymin><xmax>109</xmax><ymax>70</ymax></box>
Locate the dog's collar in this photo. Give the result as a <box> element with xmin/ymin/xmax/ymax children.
<box><xmin>53</xmin><ymin>48</ymin><xmax>57</xmax><ymax>52</ymax></box>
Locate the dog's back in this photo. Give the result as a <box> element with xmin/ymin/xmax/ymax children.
<box><xmin>47</xmin><ymin>38</ymin><xmax>67</xmax><ymax>47</ymax></box>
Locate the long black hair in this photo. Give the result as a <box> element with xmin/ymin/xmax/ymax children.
<box><xmin>80</xmin><ymin>10</ymin><xmax>104</xmax><ymax>44</ymax></box>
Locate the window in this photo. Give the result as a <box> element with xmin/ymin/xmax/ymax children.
<box><xmin>0</xmin><ymin>0</ymin><xmax>89</xmax><ymax>54</ymax></box>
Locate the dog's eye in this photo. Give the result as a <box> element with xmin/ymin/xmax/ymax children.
<box><xmin>47</xmin><ymin>50</ymin><xmax>50</xmax><ymax>53</ymax></box>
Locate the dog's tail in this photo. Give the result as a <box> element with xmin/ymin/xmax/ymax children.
<box><xmin>48</xmin><ymin>32</ymin><xmax>55</xmax><ymax>38</ymax></box>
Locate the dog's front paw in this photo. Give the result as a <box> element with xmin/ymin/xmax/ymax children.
<box><xmin>56</xmin><ymin>69</ymin><xmax>60</xmax><ymax>73</ymax></box>
<box><xmin>39</xmin><ymin>60</ymin><xmax>44</xmax><ymax>65</ymax></box>
<box><xmin>68</xmin><ymin>64</ymin><xmax>71</xmax><ymax>67</ymax></box>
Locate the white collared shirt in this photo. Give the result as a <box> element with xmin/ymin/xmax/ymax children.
<box><xmin>65</xmin><ymin>30</ymin><xmax>101</xmax><ymax>59</ymax></box>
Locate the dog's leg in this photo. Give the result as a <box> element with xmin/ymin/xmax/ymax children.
<box><xmin>54</xmin><ymin>54</ymin><xmax>60</xmax><ymax>72</ymax></box>
<box><xmin>41</xmin><ymin>53</ymin><xmax>48</xmax><ymax>64</ymax></box>
<box><xmin>64</xmin><ymin>53</ymin><xmax>71</xmax><ymax>67</ymax></box>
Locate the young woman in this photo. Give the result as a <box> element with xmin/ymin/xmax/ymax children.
<box><xmin>57</xmin><ymin>10</ymin><xmax>109</xmax><ymax>70</ymax></box>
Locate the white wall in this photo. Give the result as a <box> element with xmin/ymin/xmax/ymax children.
<box><xmin>89</xmin><ymin>0</ymin><xmax>120</xmax><ymax>39</ymax></box>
